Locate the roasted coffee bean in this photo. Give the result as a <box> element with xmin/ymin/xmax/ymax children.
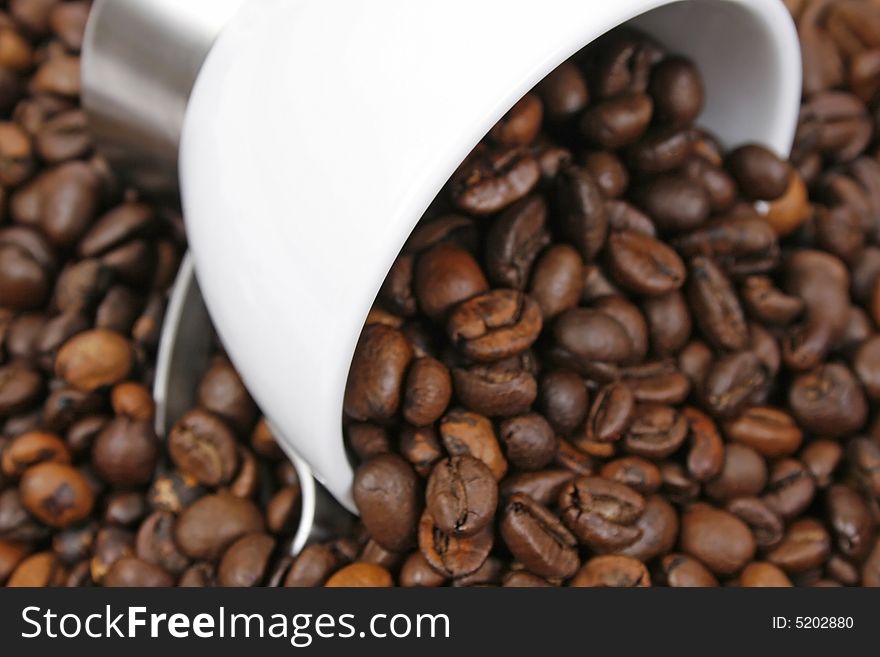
<box><xmin>500</xmin><ymin>493</ymin><xmax>578</xmax><ymax>579</ymax></box>
<box><xmin>763</xmin><ymin>458</ymin><xmax>816</xmax><ymax>520</ymax></box>
<box><xmin>726</xmin><ymin>497</ymin><xmax>784</xmax><ymax>550</ymax></box>
<box><xmin>418</xmin><ymin>511</ymin><xmax>493</xmax><ymax>578</ymax></box>
<box><xmin>702</xmin><ymin>351</ymin><xmax>767</xmax><ymax>419</ymax></box>
<box><xmin>585</xmin><ymin>382</ymin><xmax>634</xmax><ymax>443</ymax></box>
<box><xmin>766</xmin><ymin>518</ymin><xmax>831</xmax><ymax>574</ymax></box>
<box><xmin>801</xmin><ymin>439</ymin><xmax>842</xmax><ymax>489</ymax></box>
<box><xmin>398</xmin><ymin>425</ymin><xmax>443</xmax><ymax>478</ymax></box>
<box><xmin>424</xmin><ymin>455</ymin><xmax>497</xmax><ymax>539</ymax></box>
<box><xmin>739</xmin><ymin>562</ymin><xmax>792</xmax><ymax>587</ymax></box>
<box><xmin>553</xmin><ymin>165</ymin><xmax>608</xmax><ymax>260</ymax></box>
<box><xmin>439</xmin><ymin>409</ymin><xmax>507</xmax><ymax>479</ymax></box>
<box><xmin>673</xmin><ymin>214</ymin><xmax>779</xmax><ymax>276</ymax></box>
<box><xmin>623</xmin><ymin>404</ymin><xmax>687</xmax><ymax>460</ymax></box>
<box><xmin>682</xmin><ymin>407</ymin><xmax>724</xmax><ymax>482</ymax></box>
<box><xmin>1</xmin><ymin>430</ymin><xmax>69</xmax><ymax>478</ymax></box>
<box><xmin>642</xmin><ymin>291</ymin><xmax>691</xmax><ymax>356</ymax></box>
<box><xmin>687</xmin><ymin>256</ymin><xmax>748</xmax><ymax>351</ymax></box>
<box><xmin>529</xmin><ymin>245</ymin><xmax>584</xmax><ymax>319</ymax></box>
<box><xmin>847</xmin><ymin>438</ymin><xmax>880</xmax><ymax>498</ymax></box>
<box><xmin>497</xmin><ymin>413</ymin><xmax>555</xmax><ymax>471</ymax></box>
<box><xmin>414</xmin><ymin>243</ymin><xmax>488</xmax><ymax>321</ymax></box>
<box><xmin>580</xmin><ymin>93</ymin><xmax>653</xmax><ymax>149</ymax></box>
<box><xmin>680</xmin><ymin>503</ymin><xmax>755</xmax><ymax>576</ymax></box>
<box><xmin>636</xmin><ymin>174</ymin><xmax>710</xmax><ymax>233</ymax></box>
<box><xmin>344</xmin><ymin>324</ymin><xmax>413</xmax><ymax>422</ymax></box>
<box><xmin>135</xmin><ymin>510</ymin><xmax>189</xmax><ymax>575</ymax></box>
<box><xmin>537</xmin><ymin>370</ymin><xmax>587</xmax><ymax>436</ymax></box>
<box><xmin>570</xmin><ymin>555</ymin><xmax>650</xmax><ymax>587</ymax></box>
<box><xmin>621</xmin><ymin>360</ymin><xmax>690</xmax><ymax>405</ymax></box>
<box><xmin>55</xmin><ymin>329</ymin><xmax>133</xmax><ymax>392</ymax></box>
<box><xmin>0</xmin><ymin>226</ymin><xmax>55</xmax><ymax>310</ymax></box>
<box><xmin>723</xmin><ymin>406</ymin><xmax>803</xmax><ymax>458</ymax></box>
<box><xmin>401</xmin><ymin>357</ymin><xmax>452</xmax><ymax>427</ymax></box>
<box><xmin>450</xmin><ymin>145</ymin><xmax>540</xmax><ymax>216</ymax></box>
<box><xmin>0</xmin><ymin>363</ymin><xmax>42</xmax><ymax>416</ymax></box>
<box><xmin>7</xmin><ymin>551</ymin><xmax>66</xmax><ymax>587</ymax></box>
<box><xmin>19</xmin><ymin>461</ymin><xmax>94</xmax><ymax>528</ymax></box>
<box><xmin>788</xmin><ymin>364</ymin><xmax>867</xmax><ymax>438</ymax></box>
<box><xmin>600</xmin><ymin>456</ymin><xmax>661</xmax><ymax>495</ymax></box>
<box><xmin>727</xmin><ymin>144</ymin><xmax>791</xmax><ymax>201</ymax></box>
<box><xmin>217</xmin><ymin>533</ymin><xmax>275</xmax><ymax>587</ymax></box>
<box><xmin>197</xmin><ymin>359</ymin><xmax>256</xmax><ymax>434</ymax></box>
<box><xmin>741</xmin><ymin>276</ymin><xmax>804</xmax><ymax>326</ymax></box>
<box><xmin>484</xmin><ymin>195</ymin><xmax>550</xmax><ymax>289</ymax></box>
<box><xmin>501</xmin><ymin>469</ymin><xmax>575</xmax><ymax>507</ymax></box>
<box><xmin>704</xmin><ymin>443</ymin><xmax>767</xmax><ymax>502</ymax></box>
<box><xmin>174</xmin><ymin>493</ymin><xmax>264</xmax><ymax>561</ymax></box>
<box><xmin>489</xmin><ymin>94</ymin><xmax>543</xmax><ymax>147</ymax></box>
<box><xmin>325</xmin><ymin>562</ymin><xmax>392</xmax><ymax>588</ymax></box>
<box><xmin>447</xmin><ymin>290</ymin><xmax>542</xmax><ymax>362</ymax></box>
<box><xmin>618</xmin><ymin>494</ymin><xmax>678</xmax><ymax>562</ymax></box>
<box><xmin>399</xmin><ymin>551</ymin><xmax>446</xmax><ymax>588</ymax></box>
<box><xmin>451</xmin><ymin>362</ymin><xmax>536</xmax><ymax>418</ymax></box>
<box><xmin>648</xmin><ymin>56</ymin><xmax>703</xmax><ymax>127</ymax></box>
<box><xmin>168</xmin><ymin>409</ymin><xmax>238</xmax><ymax>487</ymax></box>
<box><xmin>553</xmin><ymin>307</ymin><xmax>632</xmax><ymax>366</ymax></box>
<box><xmin>104</xmin><ymin>556</ymin><xmax>174</xmax><ymax>587</ymax></box>
<box><xmin>606</xmin><ymin>230</ymin><xmax>685</xmax><ymax>295</ymax></box>
<box><xmin>91</xmin><ymin>417</ymin><xmax>158</xmax><ymax>487</ymax></box>
<box><xmin>825</xmin><ymin>484</ymin><xmax>873</xmax><ymax>561</ymax></box>
<box><xmin>353</xmin><ymin>454</ymin><xmax>420</xmax><ymax>551</ymax></box>
<box><xmin>559</xmin><ymin>476</ymin><xmax>645</xmax><ymax>551</ymax></box>
<box><xmin>581</xmin><ymin>151</ymin><xmax>628</xmax><ymax>198</ymax></box>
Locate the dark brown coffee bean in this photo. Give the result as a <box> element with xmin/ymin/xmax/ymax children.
<box><xmin>529</xmin><ymin>245</ymin><xmax>584</xmax><ymax>319</ymax></box>
<box><xmin>489</xmin><ymin>94</ymin><xmax>543</xmax><ymax>147</ymax></box>
<box><xmin>217</xmin><ymin>533</ymin><xmax>275</xmax><ymax>587</ymax></box>
<box><xmin>854</xmin><ymin>335</ymin><xmax>880</xmax><ymax>400</ymax></box>
<box><xmin>498</xmin><ymin>413</ymin><xmax>556</xmax><ymax>471</ymax></box>
<box><xmin>452</xmin><ymin>362</ymin><xmax>536</xmax><ymax>418</ymax></box>
<box><xmin>451</xmin><ymin>145</ymin><xmax>540</xmax><ymax>216</ymax></box>
<box><xmin>110</xmin><ymin>382</ymin><xmax>155</xmax><ymax>422</ymax></box>
<box><xmin>537</xmin><ymin>61</ymin><xmax>589</xmax><ymax>119</ymax></box>
<box><xmin>414</xmin><ymin>243</ymin><xmax>488</xmax><ymax>321</ymax></box>
<box><xmin>623</xmin><ymin>404</ymin><xmax>687</xmax><ymax>460</ymax></box>
<box><xmin>559</xmin><ymin>476</ymin><xmax>645</xmax><ymax>551</ymax></box>
<box><xmin>178</xmin><ymin>562</ymin><xmax>215</xmax><ymax>587</ymax></box>
<box><xmin>553</xmin><ymin>307</ymin><xmax>632</xmax><ymax>366</ymax></box>
<box><xmin>673</xmin><ymin>214</ymin><xmax>780</xmax><ymax>277</ymax></box>
<box><xmin>600</xmin><ymin>456</ymin><xmax>661</xmax><ymax>495</ymax></box>
<box><xmin>763</xmin><ymin>458</ymin><xmax>816</xmax><ymax>520</ymax></box>
<box><xmin>862</xmin><ymin>539</ymin><xmax>880</xmax><ymax>586</ymax></box>
<box><xmin>0</xmin><ymin>121</ymin><xmax>33</xmax><ymax>186</ymax></box>
<box><xmin>606</xmin><ymin>230</ymin><xmax>685</xmax><ymax>295</ymax></box>
<box><xmin>500</xmin><ymin>469</ymin><xmax>575</xmax><ymax>507</ymax></box>
<box><xmin>344</xmin><ymin>324</ymin><xmax>413</xmax><ymax>422</ymax></box>
<box><xmin>35</xmin><ymin>109</ymin><xmax>90</xmax><ymax>162</ymax></box>
<box><xmin>659</xmin><ymin>553</ymin><xmax>718</xmax><ymax>587</ymax></box>
<box><xmin>766</xmin><ymin>518</ymin><xmax>831</xmax><ymax>574</ymax></box>
<box><xmin>424</xmin><ymin>455</ymin><xmax>496</xmax><ymax>539</ymax></box>
<box><xmin>687</xmin><ymin>256</ymin><xmax>748</xmax><ymax>351</ymax></box>
<box><xmin>847</xmin><ymin>438</ymin><xmax>880</xmax><ymax>498</ymax></box>
<box><xmin>399</xmin><ymin>551</ymin><xmax>446</xmax><ymax>588</ymax></box>
<box><xmin>705</xmin><ymin>443</ymin><xmax>767</xmax><ymax>502</ymax></box>
<box><xmin>586</xmin><ymin>381</ymin><xmax>634</xmax><ymax>443</ymax></box>
<box><xmin>398</xmin><ymin>425</ymin><xmax>442</xmax><ymax>477</ymax></box>
<box><xmin>581</xmin><ymin>151</ymin><xmax>628</xmax><ymax>198</ymax></box>
<box><xmin>439</xmin><ymin>409</ymin><xmax>507</xmax><ymax>479</ymax></box>
<box><xmin>648</xmin><ymin>56</ymin><xmax>703</xmax><ymax>126</ymax></box>
<box><xmin>796</xmin><ymin>91</ymin><xmax>872</xmax><ymax>163</ymax></box>
<box><xmin>825</xmin><ymin>484</ymin><xmax>873</xmax><ymax>561</ymax></box>
<box><xmin>722</xmin><ymin>406</ymin><xmax>803</xmax><ymax>458</ymax></box>
<box><xmin>801</xmin><ymin>439</ymin><xmax>842</xmax><ymax>489</ymax></box>
<box><xmin>702</xmin><ymin>351</ymin><xmax>767</xmax><ymax>419</ymax></box>
<box><xmin>570</xmin><ymin>554</ymin><xmax>650</xmax><ymax>587</ymax></box>
<box><xmin>0</xmin><ymin>226</ymin><xmax>55</xmax><ymax>310</ymax></box>
<box><xmin>19</xmin><ymin>461</ymin><xmax>94</xmax><ymax>528</ymax></box>
<box><xmin>681</xmin><ymin>407</ymin><xmax>724</xmax><ymax>482</ymax></box>
<box><xmin>739</xmin><ymin>562</ymin><xmax>793</xmax><ymax>587</ymax></box>
<box><xmin>168</xmin><ymin>409</ymin><xmax>238</xmax><ymax>487</ymax></box>
<box><xmin>448</xmin><ymin>290</ymin><xmax>542</xmax><ymax>362</ymax></box>
<box><xmin>174</xmin><ymin>493</ymin><xmax>264</xmax><ymax>561</ymax></box>
<box><xmin>553</xmin><ymin>165</ymin><xmax>608</xmax><ymax>260</ymax></box>
<box><xmin>400</xmin><ymin>357</ymin><xmax>452</xmax><ymax>427</ymax></box>
<box><xmin>580</xmin><ymin>93</ymin><xmax>653</xmax><ymax>149</ymax></box>
<box><xmin>621</xmin><ymin>360</ymin><xmax>690</xmax><ymax>405</ymax></box>
<box><xmin>726</xmin><ymin>497</ymin><xmax>783</xmax><ymax>550</ymax></box>
<box><xmin>91</xmin><ymin>417</ymin><xmax>158</xmax><ymax>487</ymax></box>
<box><xmin>642</xmin><ymin>291</ymin><xmax>691</xmax><ymax>356</ymax></box>
<box><xmin>680</xmin><ymin>503</ymin><xmax>756</xmax><ymax>576</ymax></box>
<box><xmin>1</xmin><ymin>430</ymin><xmax>69</xmax><ymax>479</ymax></box>
<box><xmin>538</xmin><ymin>370</ymin><xmax>587</xmax><ymax>436</ymax></box>
<box><xmin>197</xmin><ymin>359</ymin><xmax>256</xmax><ymax>434</ymax></box>
<box><xmin>103</xmin><ymin>557</ymin><xmax>174</xmax><ymax>587</ymax></box>
<box><xmin>500</xmin><ymin>493</ymin><xmax>578</xmax><ymax>579</ymax></box>
<box><xmin>418</xmin><ymin>511</ymin><xmax>493</xmax><ymax>578</ymax></box>
<box><xmin>283</xmin><ymin>544</ymin><xmax>338</xmax><ymax>587</ymax></box>
<box><xmin>788</xmin><ymin>363</ymin><xmax>867</xmax><ymax>438</ymax></box>
<box><xmin>727</xmin><ymin>144</ymin><xmax>791</xmax><ymax>201</ymax></box>
<box><xmin>636</xmin><ymin>174</ymin><xmax>710</xmax><ymax>234</ymax></box>
<box><xmin>484</xmin><ymin>195</ymin><xmax>550</xmax><ymax>289</ymax></box>
<box><xmin>352</xmin><ymin>453</ymin><xmax>420</xmax><ymax>551</ymax></box>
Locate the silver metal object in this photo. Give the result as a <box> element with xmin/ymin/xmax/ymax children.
<box><xmin>153</xmin><ymin>254</ymin><xmax>354</xmax><ymax>556</ymax></box>
<box><xmin>81</xmin><ymin>0</ymin><xmax>246</xmax><ymax>196</ymax></box>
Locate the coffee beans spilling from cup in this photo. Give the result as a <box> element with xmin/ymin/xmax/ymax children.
<box><xmin>2</xmin><ymin>0</ymin><xmax>880</xmax><ymax>587</ymax></box>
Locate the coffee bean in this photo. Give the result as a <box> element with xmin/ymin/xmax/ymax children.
<box><xmin>702</xmin><ymin>351</ymin><xmax>767</xmax><ymax>419</ymax></box>
<box><xmin>704</xmin><ymin>443</ymin><xmax>767</xmax><ymax>502</ymax></box>
<box><xmin>538</xmin><ymin>370</ymin><xmax>587</xmax><ymax>436</ymax></box>
<box><xmin>642</xmin><ymin>291</ymin><xmax>691</xmax><ymax>356</ymax></box>
<box><xmin>739</xmin><ymin>562</ymin><xmax>792</xmax><ymax>587</ymax></box>
<box><xmin>424</xmin><ymin>455</ymin><xmax>496</xmax><ymax>539</ymax></box>
<box><xmin>726</xmin><ymin>497</ymin><xmax>784</xmax><ymax>550</ymax></box>
<box><xmin>500</xmin><ymin>493</ymin><xmax>579</xmax><ymax>579</ymax></box>
<box><xmin>648</xmin><ymin>56</ymin><xmax>704</xmax><ymax>127</ymax></box>
<box><xmin>447</xmin><ymin>289</ymin><xmax>542</xmax><ymax>362</ymax></box>
<box><xmin>580</xmin><ymin>93</ymin><xmax>653</xmax><ymax>149</ymax></box>
<box><xmin>537</xmin><ymin>61</ymin><xmax>588</xmax><ymax>120</ymax></box>
<box><xmin>135</xmin><ymin>510</ymin><xmax>189</xmax><ymax>575</ymax></box>
<box><xmin>344</xmin><ymin>324</ymin><xmax>413</xmax><ymax>422</ymax></box>
<box><xmin>680</xmin><ymin>503</ymin><xmax>756</xmax><ymax>575</ymax></box>
<box><xmin>529</xmin><ymin>245</ymin><xmax>584</xmax><ymax>319</ymax></box>
<box><xmin>174</xmin><ymin>493</ymin><xmax>264</xmax><ymax>561</ymax></box>
<box><xmin>451</xmin><ymin>362</ymin><xmax>536</xmax><ymax>418</ymax></box>
<box><xmin>659</xmin><ymin>553</ymin><xmax>718</xmax><ymax>587</ymax></box>
<box><xmin>585</xmin><ymin>381</ymin><xmax>634</xmax><ymax>443</ymax></box>
<box><xmin>439</xmin><ymin>409</ymin><xmax>508</xmax><ymax>479</ymax></box>
<box><xmin>398</xmin><ymin>425</ymin><xmax>443</xmax><ymax>478</ymax></box>
<box><xmin>103</xmin><ymin>556</ymin><xmax>174</xmax><ymax>587</ymax></box>
<box><xmin>399</xmin><ymin>551</ymin><xmax>446</xmax><ymax>588</ymax></box>
<box><xmin>606</xmin><ymin>230</ymin><xmax>685</xmax><ymax>295</ymax></box>
<box><xmin>740</xmin><ymin>275</ymin><xmax>804</xmax><ymax>326</ymax></box>
<box><xmin>847</xmin><ymin>438</ymin><xmax>880</xmax><ymax>498</ymax></box>
<box><xmin>414</xmin><ymin>243</ymin><xmax>488</xmax><ymax>321</ymax></box>
<box><xmin>20</xmin><ymin>461</ymin><xmax>94</xmax><ymax>528</ymax></box>
<box><xmin>553</xmin><ymin>165</ymin><xmax>608</xmax><ymax>260</ymax></box>
<box><xmin>637</xmin><ymin>174</ymin><xmax>710</xmax><ymax>233</ymax></box>
<box><xmin>825</xmin><ymin>484</ymin><xmax>873</xmax><ymax>561</ymax></box>
<box><xmin>1</xmin><ymin>430</ymin><xmax>69</xmax><ymax>478</ymax></box>
<box><xmin>763</xmin><ymin>458</ymin><xmax>816</xmax><ymax>520</ymax></box>
<box><xmin>623</xmin><ymin>404</ymin><xmax>687</xmax><ymax>460</ymax></box>
<box><xmin>325</xmin><ymin>562</ymin><xmax>392</xmax><ymax>587</ymax></box>
<box><xmin>618</xmin><ymin>494</ymin><xmax>678</xmax><ymax>562</ymax></box>
<box><xmin>688</xmin><ymin>256</ymin><xmax>748</xmax><ymax>351</ymax></box>
<box><xmin>581</xmin><ymin>151</ymin><xmax>628</xmax><ymax>198</ymax></box>
<box><xmin>490</xmin><ymin>94</ymin><xmax>543</xmax><ymax>147</ymax></box>
<box><xmin>418</xmin><ymin>510</ymin><xmax>493</xmax><ymax>578</ymax></box>
<box><xmin>801</xmin><ymin>439</ymin><xmax>842</xmax><ymax>489</ymax></box>
<box><xmin>451</xmin><ymin>145</ymin><xmax>540</xmax><ymax>216</ymax></box>
<box><xmin>55</xmin><ymin>329</ymin><xmax>133</xmax><ymax>392</ymax></box>
<box><xmin>168</xmin><ymin>409</ymin><xmax>238</xmax><ymax>487</ymax></box>
<box><xmin>197</xmin><ymin>359</ymin><xmax>257</xmax><ymax>434</ymax></box>
<box><xmin>723</xmin><ymin>406</ymin><xmax>803</xmax><ymax>458</ymax></box>
<box><xmin>91</xmin><ymin>417</ymin><xmax>158</xmax><ymax>487</ymax></box>
<box><xmin>7</xmin><ymin>551</ymin><xmax>66</xmax><ymax>587</ymax></box>
<box><xmin>283</xmin><ymin>544</ymin><xmax>339</xmax><ymax>587</ymax></box>
<box><xmin>352</xmin><ymin>453</ymin><xmax>420</xmax><ymax>552</ymax></box>
<box><xmin>559</xmin><ymin>476</ymin><xmax>645</xmax><ymax>551</ymax></box>
<box><xmin>600</xmin><ymin>456</ymin><xmax>661</xmax><ymax>495</ymax></box>
<box><xmin>0</xmin><ymin>226</ymin><xmax>55</xmax><ymax>310</ymax></box>
<box><xmin>570</xmin><ymin>555</ymin><xmax>650</xmax><ymax>587</ymax></box>
<box><xmin>789</xmin><ymin>363</ymin><xmax>867</xmax><ymax>438</ymax></box>
<box><xmin>484</xmin><ymin>195</ymin><xmax>550</xmax><ymax>289</ymax></box>
<box><xmin>217</xmin><ymin>533</ymin><xmax>275</xmax><ymax>587</ymax></box>
<box><xmin>766</xmin><ymin>518</ymin><xmax>831</xmax><ymax>574</ymax></box>
<box><xmin>498</xmin><ymin>413</ymin><xmax>556</xmax><ymax>471</ymax></box>
<box><xmin>501</xmin><ymin>469</ymin><xmax>575</xmax><ymax>507</ymax></box>
<box><xmin>727</xmin><ymin>144</ymin><xmax>791</xmax><ymax>201</ymax></box>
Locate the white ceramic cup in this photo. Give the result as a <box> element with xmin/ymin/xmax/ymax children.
<box><xmin>179</xmin><ymin>0</ymin><xmax>801</xmax><ymax>512</ymax></box>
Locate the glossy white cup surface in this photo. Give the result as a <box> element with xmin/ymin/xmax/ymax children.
<box><xmin>180</xmin><ymin>0</ymin><xmax>801</xmax><ymax>512</ymax></box>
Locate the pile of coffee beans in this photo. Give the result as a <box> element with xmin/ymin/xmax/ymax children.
<box><xmin>3</xmin><ymin>0</ymin><xmax>880</xmax><ymax>587</ymax></box>
<box><xmin>331</xmin><ymin>7</ymin><xmax>880</xmax><ymax>587</ymax></box>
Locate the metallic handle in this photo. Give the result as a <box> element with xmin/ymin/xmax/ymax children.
<box><xmin>81</xmin><ymin>0</ymin><xmax>246</xmax><ymax>196</ymax></box>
